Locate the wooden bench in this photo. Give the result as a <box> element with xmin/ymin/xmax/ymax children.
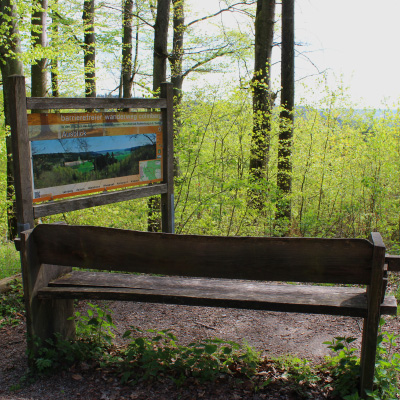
<box><xmin>20</xmin><ymin>223</ymin><xmax>397</xmax><ymax>398</ymax></box>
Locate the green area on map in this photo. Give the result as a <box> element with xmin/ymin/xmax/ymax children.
<box><xmin>141</xmin><ymin>160</ymin><xmax>161</xmax><ymax>181</ymax></box>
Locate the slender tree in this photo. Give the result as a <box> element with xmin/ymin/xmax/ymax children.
<box><xmin>248</xmin><ymin>0</ymin><xmax>276</xmax><ymax>209</ymax></box>
<box><xmin>152</xmin><ymin>0</ymin><xmax>171</xmax><ymax>94</ymax></box>
<box><xmin>168</xmin><ymin>1</ymin><xmax>254</xmax><ymax>114</ymax></box>
<box><xmin>83</xmin><ymin>0</ymin><xmax>96</xmax><ymax>98</ymax></box>
<box><xmin>0</xmin><ymin>0</ymin><xmax>24</xmax><ymax>239</ymax></box>
<box><xmin>50</xmin><ymin>0</ymin><xmax>59</xmax><ymax>97</ymax></box>
<box><xmin>276</xmin><ymin>0</ymin><xmax>294</xmax><ymax>231</ymax></box>
<box><xmin>121</xmin><ymin>0</ymin><xmax>134</xmax><ymax>98</ymax></box>
<box><xmin>169</xmin><ymin>0</ymin><xmax>184</xmax><ymax>105</ymax></box>
<box><xmin>31</xmin><ymin>0</ymin><xmax>48</xmax><ymax>99</ymax></box>
<box><xmin>0</xmin><ymin>0</ymin><xmax>24</xmax><ymax>123</ymax></box>
<box><xmin>148</xmin><ymin>0</ymin><xmax>171</xmax><ymax>232</ymax></box>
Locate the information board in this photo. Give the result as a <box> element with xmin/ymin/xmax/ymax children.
<box><xmin>28</xmin><ymin>111</ymin><xmax>163</xmax><ymax>202</ymax></box>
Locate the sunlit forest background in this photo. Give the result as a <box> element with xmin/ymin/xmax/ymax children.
<box><xmin>1</xmin><ymin>0</ymin><xmax>400</xmax><ymax>277</ymax></box>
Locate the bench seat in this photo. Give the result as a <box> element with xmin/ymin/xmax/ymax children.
<box><xmin>38</xmin><ymin>271</ymin><xmax>398</xmax><ymax>318</ymax></box>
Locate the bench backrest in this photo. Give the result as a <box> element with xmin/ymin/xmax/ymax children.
<box><xmin>29</xmin><ymin>224</ymin><xmax>379</xmax><ymax>285</ymax></box>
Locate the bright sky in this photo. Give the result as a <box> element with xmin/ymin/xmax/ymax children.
<box><xmin>189</xmin><ymin>0</ymin><xmax>400</xmax><ymax>109</ymax></box>
<box><xmin>295</xmin><ymin>0</ymin><xmax>400</xmax><ymax>108</ymax></box>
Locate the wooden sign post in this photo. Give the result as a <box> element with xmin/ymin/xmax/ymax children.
<box><xmin>9</xmin><ymin>75</ymin><xmax>174</xmax><ymax>233</ymax></box>
<box><xmin>9</xmin><ymin>75</ymin><xmax>174</xmax><ymax>346</ymax></box>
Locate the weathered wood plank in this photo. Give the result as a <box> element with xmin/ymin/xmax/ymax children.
<box><xmin>45</xmin><ymin>271</ymin><xmax>397</xmax><ymax>316</ymax></box>
<box><xmin>386</xmin><ymin>254</ymin><xmax>400</xmax><ymax>272</ymax></box>
<box><xmin>46</xmin><ymin>271</ymin><xmax>362</xmax><ymax>293</ymax></box>
<box><xmin>26</xmin><ymin>97</ymin><xmax>167</xmax><ymax>110</ymax></box>
<box><xmin>8</xmin><ymin>76</ymin><xmax>34</xmax><ymax>231</ymax></box>
<box><xmin>33</xmin><ymin>184</ymin><xmax>168</xmax><ymax>218</ymax></box>
<box><xmin>32</xmin><ymin>224</ymin><xmax>374</xmax><ymax>284</ymax></box>
<box><xmin>44</xmin><ymin>271</ymin><xmax>397</xmax><ymax>316</ymax></box>
<box><xmin>37</xmin><ymin>271</ymin><xmax>397</xmax><ymax>317</ymax></box>
<box><xmin>37</xmin><ymin>286</ymin><xmax>369</xmax><ymax>317</ymax></box>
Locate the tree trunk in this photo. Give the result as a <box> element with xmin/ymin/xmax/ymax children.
<box><xmin>152</xmin><ymin>0</ymin><xmax>171</xmax><ymax>94</ymax></box>
<box><xmin>170</xmin><ymin>0</ymin><xmax>184</xmax><ymax>105</ymax></box>
<box><xmin>148</xmin><ymin>0</ymin><xmax>171</xmax><ymax>232</ymax></box>
<box><xmin>31</xmin><ymin>0</ymin><xmax>48</xmax><ymax>99</ymax></box>
<box><xmin>169</xmin><ymin>0</ymin><xmax>184</xmax><ymax>176</ymax></box>
<box><xmin>248</xmin><ymin>0</ymin><xmax>275</xmax><ymax>209</ymax></box>
<box><xmin>83</xmin><ymin>0</ymin><xmax>96</xmax><ymax>98</ymax></box>
<box><xmin>276</xmin><ymin>0</ymin><xmax>294</xmax><ymax>233</ymax></box>
<box><xmin>121</xmin><ymin>0</ymin><xmax>133</xmax><ymax>99</ymax></box>
<box><xmin>51</xmin><ymin>57</ymin><xmax>59</xmax><ymax>97</ymax></box>
<box><xmin>0</xmin><ymin>0</ymin><xmax>24</xmax><ymax>240</ymax></box>
<box><xmin>51</xmin><ymin>2</ymin><xmax>59</xmax><ymax>97</ymax></box>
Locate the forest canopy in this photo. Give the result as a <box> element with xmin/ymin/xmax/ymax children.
<box><xmin>0</xmin><ymin>0</ymin><xmax>399</xmax><ymax>252</ymax></box>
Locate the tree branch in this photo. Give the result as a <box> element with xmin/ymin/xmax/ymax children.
<box><xmin>187</xmin><ymin>1</ymin><xmax>256</xmax><ymax>28</ymax></box>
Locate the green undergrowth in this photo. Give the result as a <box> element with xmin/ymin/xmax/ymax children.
<box><xmin>0</xmin><ymin>279</ymin><xmax>24</xmax><ymax>328</ymax></box>
<box><xmin>19</xmin><ymin>304</ymin><xmax>399</xmax><ymax>399</ymax></box>
<box><xmin>323</xmin><ymin>322</ymin><xmax>400</xmax><ymax>400</ymax></box>
<box><xmin>0</xmin><ymin>242</ymin><xmax>20</xmax><ymax>280</ymax></box>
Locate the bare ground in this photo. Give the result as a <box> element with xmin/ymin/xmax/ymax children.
<box><xmin>1</xmin><ymin>300</ymin><xmax>400</xmax><ymax>400</ymax></box>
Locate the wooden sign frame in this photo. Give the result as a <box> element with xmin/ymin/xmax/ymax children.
<box><xmin>9</xmin><ymin>75</ymin><xmax>174</xmax><ymax>234</ymax></box>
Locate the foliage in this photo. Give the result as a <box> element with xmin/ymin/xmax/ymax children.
<box><xmin>323</xmin><ymin>336</ymin><xmax>360</xmax><ymax>397</ymax></box>
<box><xmin>0</xmin><ymin>242</ymin><xmax>20</xmax><ymax>279</ymax></box>
<box><xmin>274</xmin><ymin>355</ymin><xmax>320</xmax><ymax>385</ymax></box>
<box><xmin>364</xmin><ymin>319</ymin><xmax>400</xmax><ymax>400</ymax></box>
<box><xmin>25</xmin><ymin>304</ymin><xmax>326</xmax><ymax>394</ymax></box>
<box><xmin>117</xmin><ymin>327</ymin><xmax>261</xmax><ymax>385</ymax></box>
<box><xmin>72</xmin><ymin>302</ymin><xmax>116</xmax><ymax>347</ymax></box>
<box><xmin>170</xmin><ymin>83</ymin><xmax>400</xmax><ymax>242</ymax></box>
<box><xmin>0</xmin><ymin>279</ymin><xmax>24</xmax><ymax>327</ymax></box>
<box><xmin>28</xmin><ymin>332</ymin><xmax>99</xmax><ymax>374</ymax></box>
<box><xmin>324</xmin><ymin>325</ymin><xmax>400</xmax><ymax>400</ymax></box>
<box><xmin>0</xmin><ymin>107</ymin><xmax>10</xmax><ymax>241</ymax></box>
<box><xmin>25</xmin><ymin>82</ymin><xmax>400</xmax><ymax>251</ymax></box>
<box><xmin>27</xmin><ymin>302</ymin><xmax>262</xmax><ymax>384</ymax></box>
<box><xmin>260</xmin><ymin>355</ymin><xmax>321</xmax><ymax>397</ymax></box>
<box><xmin>28</xmin><ymin>302</ymin><xmax>116</xmax><ymax>374</ymax></box>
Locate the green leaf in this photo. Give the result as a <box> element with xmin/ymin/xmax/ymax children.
<box><xmin>122</xmin><ymin>330</ymin><xmax>132</xmax><ymax>338</ymax></box>
<box><xmin>204</xmin><ymin>344</ymin><xmax>218</xmax><ymax>355</ymax></box>
<box><xmin>88</xmin><ymin>318</ymin><xmax>99</xmax><ymax>326</ymax></box>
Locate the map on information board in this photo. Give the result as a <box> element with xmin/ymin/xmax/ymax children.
<box><xmin>28</xmin><ymin>112</ymin><xmax>163</xmax><ymax>202</ymax></box>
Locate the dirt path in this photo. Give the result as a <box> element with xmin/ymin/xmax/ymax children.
<box><xmin>1</xmin><ymin>301</ymin><xmax>399</xmax><ymax>400</ymax></box>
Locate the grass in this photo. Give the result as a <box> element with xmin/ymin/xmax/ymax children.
<box><xmin>0</xmin><ymin>242</ymin><xmax>20</xmax><ymax>280</ymax></box>
<box><xmin>75</xmin><ymin>161</ymin><xmax>94</xmax><ymax>173</ymax></box>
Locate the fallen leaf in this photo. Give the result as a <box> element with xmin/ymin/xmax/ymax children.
<box><xmin>71</xmin><ymin>374</ymin><xmax>83</xmax><ymax>381</ymax></box>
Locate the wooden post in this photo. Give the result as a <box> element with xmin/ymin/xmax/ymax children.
<box><xmin>8</xmin><ymin>75</ymin><xmax>34</xmax><ymax>232</ymax></box>
<box><xmin>160</xmin><ymin>82</ymin><xmax>174</xmax><ymax>233</ymax></box>
<box><xmin>8</xmin><ymin>76</ymin><xmax>75</xmax><ymax>351</ymax></box>
<box><xmin>359</xmin><ymin>232</ymin><xmax>386</xmax><ymax>397</ymax></box>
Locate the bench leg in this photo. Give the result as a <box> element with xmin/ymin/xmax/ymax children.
<box><xmin>359</xmin><ymin>314</ymin><xmax>380</xmax><ymax>398</ymax></box>
<box><xmin>20</xmin><ymin>231</ymin><xmax>75</xmax><ymax>358</ymax></box>
<box><xmin>359</xmin><ymin>232</ymin><xmax>386</xmax><ymax>398</ymax></box>
<box><xmin>27</xmin><ymin>295</ymin><xmax>75</xmax><ymax>348</ymax></box>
